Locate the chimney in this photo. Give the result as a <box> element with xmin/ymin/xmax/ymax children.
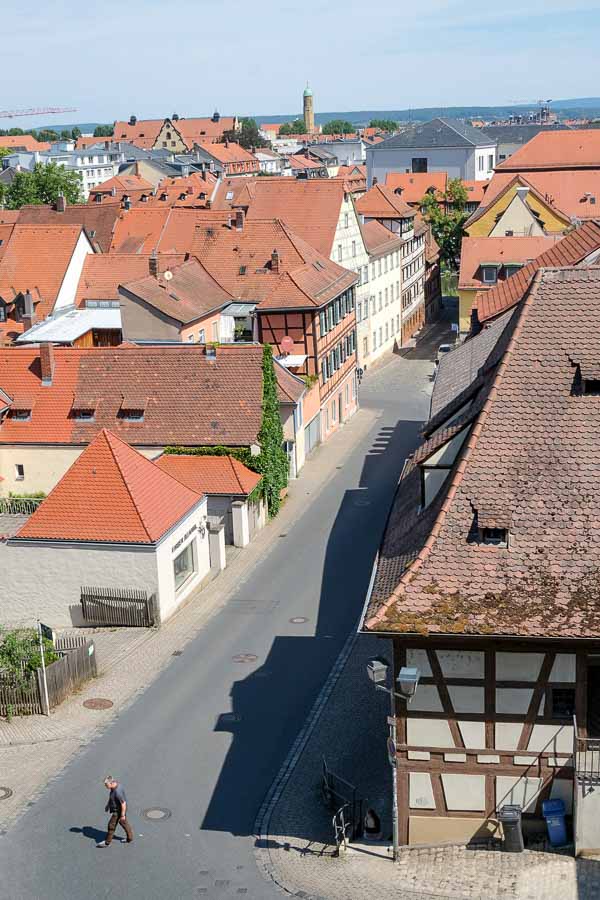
<box><xmin>55</xmin><ymin>193</ymin><xmax>67</xmax><ymax>213</ymax></box>
<box><xmin>271</xmin><ymin>249</ymin><xmax>280</xmax><ymax>274</ymax></box>
<box><xmin>134</xmin><ymin>161</ymin><xmax>141</xmax><ymax>177</ymax></box>
<box><xmin>235</xmin><ymin>209</ymin><xmax>244</xmax><ymax>231</ymax></box>
<box><xmin>224</xmin><ymin>140</ymin><xmax>229</xmax><ymax>149</ymax></box>
<box><xmin>186</xmin><ymin>185</ymin><xmax>193</xmax><ymax>195</ymax></box>
<box><xmin>40</xmin><ymin>342</ymin><xmax>55</xmax><ymax>386</ymax></box>
<box><xmin>104</xmin><ymin>140</ymin><xmax>110</xmax><ymax>151</ymax></box>
<box><xmin>21</xmin><ymin>290</ymin><xmax>36</xmax><ymax>331</ymax></box>
<box><xmin>149</xmin><ymin>252</ymin><xmax>159</xmax><ymax>277</ymax></box>
<box><xmin>372</xmin><ymin>176</ymin><xmax>378</xmax><ymax>186</ymax></box>
<box><xmin>205</xmin><ymin>199</ymin><xmax>212</xmax><ymax>209</ymax></box>
<box><xmin>111</xmin><ymin>186</ymin><xmax>117</xmax><ymax>197</ymax></box>
<box><xmin>202</xmin><ymin>168</ymin><xmax>207</xmax><ymax>181</ymax></box>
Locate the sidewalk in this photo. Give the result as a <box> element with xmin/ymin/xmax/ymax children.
<box><xmin>0</xmin><ymin>404</ymin><xmax>379</xmax><ymax>830</ymax></box>
<box><xmin>254</xmin><ymin>637</ymin><xmax>600</xmax><ymax>900</ymax></box>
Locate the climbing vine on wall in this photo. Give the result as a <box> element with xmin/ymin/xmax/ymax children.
<box><xmin>163</xmin><ymin>344</ymin><xmax>289</xmax><ymax>516</ymax></box>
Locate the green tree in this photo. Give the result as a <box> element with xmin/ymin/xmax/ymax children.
<box><xmin>369</xmin><ymin>118</ymin><xmax>397</xmax><ymax>132</ymax></box>
<box><xmin>34</xmin><ymin>129</ymin><xmax>59</xmax><ymax>143</ymax></box>
<box><xmin>322</xmin><ymin>119</ymin><xmax>354</xmax><ymax>135</ymax></box>
<box><xmin>7</xmin><ymin>128</ymin><xmax>24</xmax><ymax>136</ymax></box>
<box><xmin>254</xmin><ymin>344</ymin><xmax>289</xmax><ymax>515</ymax></box>
<box><xmin>0</xmin><ymin>627</ymin><xmax>58</xmax><ymax>683</ymax></box>
<box><xmin>420</xmin><ymin>177</ymin><xmax>469</xmax><ymax>267</ymax></box>
<box><xmin>71</xmin><ymin>127</ymin><xmax>81</xmax><ymax>140</ymax></box>
<box><xmin>4</xmin><ymin>162</ymin><xmax>83</xmax><ymax>209</ymax></box>
<box><xmin>93</xmin><ymin>124</ymin><xmax>114</xmax><ymax>137</ymax></box>
<box><xmin>222</xmin><ymin>117</ymin><xmax>268</xmax><ymax>150</ymax></box>
<box><xmin>279</xmin><ymin>118</ymin><xmax>307</xmax><ymax>135</ymax></box>
<box><xmin>0</xmin><ymin>147</ymin><xmax>12</xmax><ymax>159</ymax></box>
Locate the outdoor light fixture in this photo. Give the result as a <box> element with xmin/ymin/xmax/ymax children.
<box><xmin>396</xmin><ymin>666</ymin><xmax>420</xmax><ymax>702</ymax></box>
<box><xmin>366</xmin><ymin>657</ymin><xmax>389</xmax><ymax>685</ymax></box>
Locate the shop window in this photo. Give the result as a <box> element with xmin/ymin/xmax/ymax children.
<box><xmin>173</xmin><ymin>541</ymin><xmax>196</xmax><ymax>592</ymax></box>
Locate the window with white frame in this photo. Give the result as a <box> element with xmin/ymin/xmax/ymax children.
<box><xmin>15</xmin><ymin>463</ymin><xmax>24</xmax><ymax>480</ymax></box>
<box><xmin>352</xmin><ymin>241</ymin><xmax>356</xmax><ymax>258</ymax></box>
<box><xmin>482</xmin><ymin>265</ymin><xmax>498</xmax><ymax>284</ymax></box>
<box><xmin>173</xmin><ymin>540</ymin><xmax>196</xmax><ymax>592</ymax></box>
<box><xmin>338</xmin><ymin>244</ymin><xmax>343</xmax><ymax>262</ymax></box>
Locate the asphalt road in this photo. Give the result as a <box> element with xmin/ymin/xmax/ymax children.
<box><xmin>0</xmin><ymin>322</ymin><xmax>447</xmax><ymax>900</ymax></box>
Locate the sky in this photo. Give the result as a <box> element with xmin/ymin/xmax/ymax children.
<box><xmin>4</xmin><ymin>0</ymin><xmax>600</xmax><ymax>129</ymax></box>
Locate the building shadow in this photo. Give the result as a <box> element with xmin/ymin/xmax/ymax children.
<box><xmin>201</xmin><ymin>417</ymin><xmax>423</xmax><ymax>841</ymax></box>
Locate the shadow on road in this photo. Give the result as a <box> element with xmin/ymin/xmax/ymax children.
<box><xmin>69</xmin><ymin>825</ymin><xmax>111</xmax><ymax>843</ymax></box>
<box><xmin>201</xmin><ymin>415</ymin><xmax>423</xmax><ymax>840</ymax></box>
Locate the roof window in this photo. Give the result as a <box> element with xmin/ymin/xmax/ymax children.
<box><xmin>239</xmin><ymin>265</ymin><xmax>247</xmax><ymax>275</ymax></box>
<box><xmin>481</xmin><ymin>527</ymin><xmax>508</xmax><ymax>547</ymax></box>
<box><xmin>120</xmin><ymin>409</ymin><xmax>144</xmax><ymax>422</ymax></box>
<box><xmin>481</xmin><ymin>265</ymin><xmax>498</xmax><ymax>284</ymax></box>
<box><xmin>10</xmin><ymin>408</ymin><xmax>32</xmax><ymax>421</ymax></box>
<box><xmin>73</xmin><ymin>408</ymin><xmax>95</xmax><ymax>421</ymax></box>
<box><xmin>583</xmin><ymin>379</ymin><xmax>600</xmax><ymax>396</ymax></box>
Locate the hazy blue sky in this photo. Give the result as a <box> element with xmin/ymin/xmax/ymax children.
<box><xmin>5</xmin><ymin>0</ymin><xmax>600</xmax><ymax>129</ymax></box>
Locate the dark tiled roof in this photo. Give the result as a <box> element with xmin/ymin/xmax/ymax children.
<box><xmin>365</xmin><ymin>267</ymin><xmax>600</xmax><ymax>639</ymax></box>
<box><xmin>429</xmin><ymin>309</ymin><xmax>515</xmax><ymax>422</ymax></box>
<box><xmin>18</xmin><ymin>203</ymin><xmax>122</xmax><ymax>253</ymax></box>
<box><xmin>371</xmin><ymin>118</ymin><xmax>495</xmax><ymax>151</ymax></box>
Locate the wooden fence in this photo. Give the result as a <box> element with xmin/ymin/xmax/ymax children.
<box><xmin>0</xmin><ymin>638</ymin><xmax>97</xmax><ymax>717</ymax></box>
<box><xmin>80</xmin><ymin>585</ymin><xmax>156</xmax><ymax>627</ymax></box>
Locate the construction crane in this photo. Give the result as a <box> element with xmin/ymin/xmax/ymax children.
<box><xmin>0</xmin><ymin>107</ymin><xmax>77</xmax><ymax>119</ymax></box>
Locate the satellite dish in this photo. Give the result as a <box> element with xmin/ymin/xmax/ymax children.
<box><xmin>163</xmin><ymin>270</ymin><xmax>173</xmax><ymax>281</ymax></box>
<box><xmin>281</xmin><ymin>335</ymin><xmax>294</xmax><ymax>354</ymax></box>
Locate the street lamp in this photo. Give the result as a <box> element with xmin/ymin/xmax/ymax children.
<box><xmin>366</xmin><ymin>657</ymin><xmax>421</xmax><ymax>861</ymax></box>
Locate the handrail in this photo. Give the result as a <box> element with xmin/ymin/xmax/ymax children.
<box><xmin>0</xmin><ymin>497</ymin><xmax>43</xmax><ymax>516</ymax></box>
<box><xmin>573</xmin><ymin>715</ymin><xmax>600</xmax><ymax>785</ymax></box>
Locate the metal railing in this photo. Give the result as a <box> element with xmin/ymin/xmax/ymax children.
<box><xmin>573</xmin><ymin>716</ymin><xmax>600</xmax><ymax>787</ymax></box>
<box><xmin>0</xmin><ymin>497</ymin><xmax>43</xmax><ymax>516</ymax></box>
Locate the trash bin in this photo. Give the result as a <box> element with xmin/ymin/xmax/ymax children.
<box><xmin>498</xmin><ymin>804</ymin><xmax>524</xmax><ymax>852</ymax></box>
<box><xmin>542</xmin><ymin>798</ymin><xmax>568</xmax><ymax>847</ymax></box>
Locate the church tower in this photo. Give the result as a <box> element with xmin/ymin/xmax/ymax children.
<box><xmin>303</xmin><ymin>83</ymin><xmax>314</xmax><ymax>134</ymax></box>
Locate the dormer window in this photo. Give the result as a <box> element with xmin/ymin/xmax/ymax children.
<box><xmin>481</xmin><ymin>527</ymin><xmax>508</xmax><ymax>547</ymax></box>
<box><xmin>119</xmin><ymin>394</ymin><xmax>147</xmax><ymax>422</ymax></box>
<box><xmin>504</xmin><ymin>263</ymin><xmax>523</xmax><ymax>279</ymax></box>
<box><xmin>482</xmin><ymin>265</ymin><xmax>498</xmax><ymax>284</ymax></box>
<box><xmin>10</xmin><ymin>408</ymin><xmax>32</xmax><ymax>421</ymax></box>
<box><xmin>120</xmin><ymin>409</ymin><xmax>144</xmax><ymax>421</ymax></box>
<box><xmin>583</xmin><ymin>379</ymin><xmax>600</xmax><ymax>396</ymax></box>
<box><xmin>73</xmin><ymin>408</ymin><xmax>95</xmax><ymax>421</ymax></box>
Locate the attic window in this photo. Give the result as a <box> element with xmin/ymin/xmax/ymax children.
<box><xmin>583</xmin><ymin>379</ymin><xmax>600</xmax><ymax>395</ymax></box>
<box><xmin>481</xmin><ymin>527</ymin><xmax>508</xmax><ymax>547</ymax></box>
<box><xmin>239</xmin><ymin>265</ymin><xmax>247</xmax><ymax>275</ymax></box>
<box><xmin>10</xmin><ymin>408</ymin><xmax>32</xmax><ymax>421</ymax></box>
<box><xmin>119</xmin><ymin>408</ymin><xmax>145</xmax><ymax>422</ymax></box>
<box><xmin>73</xmin><ymin>408</ymin><xmax>95</xmax><ymax>421</ymax></box>
<box><xmin>226</xmin><ymin>191</ymin><xmax>234</xmax><ymax>200</ymax></box>
<box><xmin>482</xmin><ymin>265</ymin><xmax>498</xmax><ymax>284</ymax></box>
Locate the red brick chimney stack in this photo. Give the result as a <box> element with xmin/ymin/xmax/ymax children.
<box><xmin>40</xmin><ymin>342</ymin><xmax>55</xmax><ymax>386</ymax></box>
<box><xmin>271</xmin><ymin>249</ymin><xmax>280</xmax><ymax>274</ymax></box>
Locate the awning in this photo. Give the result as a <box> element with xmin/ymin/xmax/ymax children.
<box><xmin>276</xmin><ymin>354</ymin><xmax>307</xmax><ymax>368</ymax></box>
<box><xmin>222</xmin><ymin>302</ymin><xmax>257</xmax><ymax>317</ymax></box>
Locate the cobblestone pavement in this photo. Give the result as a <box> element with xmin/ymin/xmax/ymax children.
<box><xmin>257</xmin><ymin>634</ymin><xmax>600</xmax><ymax>900</ymax></box>
<box><xmin>0</xmin><ymin>404</ymin><xmax>378</xmax><ymax>832</ymax></box>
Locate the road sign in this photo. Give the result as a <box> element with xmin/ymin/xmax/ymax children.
<box><xmin>39</xmin><ymin>623</ymin><xmax>55</xmax><ymax>645</ymax></box>
<box><xmin>387</xmin><ymin>736</ymin><xmax>397</xmax><ymax>767</ymax></box>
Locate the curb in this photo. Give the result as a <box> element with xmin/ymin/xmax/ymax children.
<box><xmin>253</xmin><ymin>620</ymin><xmax>360</xmax><ymax>898</ymax></box>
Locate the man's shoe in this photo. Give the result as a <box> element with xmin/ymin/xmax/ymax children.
<box><xmin>126</xmin><ymin>839</ymin><xmax>134</xmax><ymax>844</ymax></box>
<box><xmin>96</xmin><ymin>841</ymin><xmax>108</xmax><ymax>847</ymax></box>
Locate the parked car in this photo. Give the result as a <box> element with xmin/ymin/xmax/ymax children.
<box><xmin>436</xmin><ymin>343</ymin><xmax>453</xmax><ymax>363</ymax></box>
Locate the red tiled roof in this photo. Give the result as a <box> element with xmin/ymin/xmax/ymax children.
<box><xmin>112</xmin><ymin>119</ymin><xmax>164</xmax><ymax>147</ymax></box>
<box><xmin>459</xmin><ymin>235</ymin><xmax>558</xmax><ymax>290</ymax></box>
<box><xmin>88</xmin><ymin>173</ymin><xmax>155</xmax><ymax>198</ymax></box>
<box><xmin>155</xmin><ymin>453</ymin><xmax>261</xmax><ymax>496</ymax></box>
<box><xmin>17</xmin><ymin>202</ymin><xmax>122</xmax><ymax>253</ymax></box>
<box><xmin>0</xmin><ymin>344</ymin><xmax>266</xmax><ymax>447</ymax></box>
<box><xmin>244</xmin><ymin>179</ymin><xmax>347</xmax><ymax>257</ymax></box>
<box><xmin>476</xmin><ymin>219</ymin><xmax>600</xmax><ymax>322</ymax></box>
<box><xmin>109</xmin><ymin>208</ymin><xmax>232</xmax><ymax>254</ymax></box>
<box><xmin>16</xmin><ymin>429</ymin><xmax>202</xmax><ymax>544</ymax></box>
<box><xmin>356</xmin><ymin>183</ymin><xmax>414</xmax><ymax>219</ymax></box>
<box><xmin>274</xmin><ymin>360</ymin><xmax>306</xmax><ymax>403</ymax></box>
<box><xmin>200</xmin><ymin>141</ymin><xmax>257</xmax><ymax>165</ymax></box>
<box><xmin>191</xmin><ymin>217</ymin><xmax>357</xmax><ymax>310</ymax></box>
<box><xmin>75</xmin><ymin>253</ymin><xmax>185</xmax><ymax>305</ymax></box>
<box><xmin>287</xmin><ymin>154</ymin><xmax>324</xmax><ymax>170</ymax></box>
<box><xmin>365</xmin><ymin>267</ymin><xmax>600</xmax><ymax>639</ymax></box>
<box><xmin>360</xmin><ymin>219</ymin><xmax>402</xmax><ymax>257</ymax></box>
<box><xmin>211</xmin><ymin>178</ymin><xmax>258</xmax><ymax>211</ymax></box>
<box><xmin>0</xmin><ymin>224</ymin><xmax>86</xmax><ymax>319</ymax></box>
<box><xmin>462</xmin><ymin>180</ymin><xmax>490</xmax><ymax>203</ymax></box>
<box><xmin>469</xmin><ymin>171</ymin><xmax>600</xmax><ymax>226</ymax></box>
<box><xmin>171</xmin><ymin>117</ymin><xmax>238</xmax><ymax>147</ymax></box>
<box><xmin>121</xmin><ymin>258</ymin><xmax>232</xmax><ymax>324</ymax></box>
<box><xmin>0</xmin><ymin>135</ymin><xmax>51</xmax><ymax>151</ymax></box>
<box><xmin>496</xmin><ymin>129</ymin><xmax>600</xmax><ymax>171</ymax></box>
<box><xmin>384</xmin><ymin>172</ymin><xmax>448</xmax><ymax>203</ymax></box>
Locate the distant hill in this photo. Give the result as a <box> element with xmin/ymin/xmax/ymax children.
<box><xmin>254</xmin><ymin>99</ymin><xmax>600</xmax><ymax>128</ymax></box>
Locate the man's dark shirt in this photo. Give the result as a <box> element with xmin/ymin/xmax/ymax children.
<box><xmin>108</xmin><ymin>784</ymin><xmax>127</xmax><ymax>814</ymax></box>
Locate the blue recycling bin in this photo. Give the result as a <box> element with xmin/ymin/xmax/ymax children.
<box><xmin>542</xmin><ymin>798</ymin><xmax>568</xmax><ymax>846</ymax></box>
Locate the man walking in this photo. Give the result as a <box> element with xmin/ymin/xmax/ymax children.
<box><xmin>97</xmin><ymin>776</ymin><xmax>134</xmax><ymax>847</ymax></box>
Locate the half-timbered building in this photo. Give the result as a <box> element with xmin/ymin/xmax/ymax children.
<box><xmin>361</xmin><ymin>267</ymin><xmax>600</xmax><ymax>851</ymax></box>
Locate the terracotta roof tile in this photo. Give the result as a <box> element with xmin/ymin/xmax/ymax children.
<box><xmin>496</xmin><ymin>128</ymin><xmax>600</xmax><ymax>171</ymax></box>
<box><xmin>121</xmin><ymin>258</ymin><xmax>232</xmax><ymax>324</ymax></box>
<box><xmin>16</xmin><ymin>429</ymin><xmax>202</xmax><ymax>544</ymax></box>
<box><xmin>384</xmin><ymin>172</ymin><xmax>448</xmax><ymax>203</ymax></box>
<box><xmin>109</xmin><ymin>208</ymin><xmax>232</xmax><ymax>254</ymax></box>
<box><xmin>17</xmin><ymin>202</ymin><xmax>122</xmax><ymax>252</ymax></box>
<box><xmin>0</xmin><ymin>224</ymin><xmax>85</xmax><ymax>319</ymax></box>
<box><xmin>0</xmin><ymin>344</ymin><xmax>266</xmax><ymax>447</ymax></box>
<box><xmin>356</xmin><ymin>183</ymin><xmax>414</xmax><ymax>220</ymax></box>
<box><xmin>88</xmin><ymin>173</ymin><xmax>155</xmax><ymax>199</ymax></box>
<box><xmin>459</xmin><ymin>235</ymin><xmax>558</xmax><ymax>290</ymax></box>
<box><xmin>0</xmin><ymin>135</ymin><xmax>51</xmax><ymax>151</ymax></box>
<box><xmin>155</xmin><ymin>453</ymin><xmax>261</xmax><ymax>496</ymax></box>
<box><xmin>75</xmin><ymin>253</ymin><xmax>185</xmax><ymax>305</ymax></box>
<box><xmin>476</xmin><ymin>219</ymin><xmax>600</xmax><ymax>323</ymax></box>
<box><xmin>365</xmin><ymin>267</ymin><xmax>600</xmax><ymax>639</ymax></box>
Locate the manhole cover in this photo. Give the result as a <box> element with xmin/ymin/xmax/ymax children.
<box><xmin>83</xmin><ymin>698</ymin><xmax>113</xmax><ymax>710</ymax></box>
<box><xmin>354</xmin><ymin>498</ymin><xmax>371</xmax><ymax>507</ymax></box>
<box><xmin>142</xmin><ymin>807</ymin><xmax>171</xmax><ymax>820</ymax></box>
<box><xmin>232</xmin><ymin>653</ymin><xmax>258</xmax><ymax>663</ymax></box>
<box><xmin>289</xmin><ymin>617</ymin><xmax>308</xmax><ymax>624</ymax></box>
<box><xmin>0</xmin><ymin>787</ymin><xmax>13</xmax><ymax>801</ymax></box>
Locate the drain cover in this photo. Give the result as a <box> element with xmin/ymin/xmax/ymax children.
<box><xmin>142</xmin><ymin>807</ymin><xmax>171</xmax><ymax>820</ymax></box>
<box><xmin>0</xmin><ymin>787</ymin><xmax>13</xmax><ymax>801</ymax></box>
<box><xmin>83</xmin><ymin>698</ymin><xmax>113</xmax><ymax>710</ymax></box>
<box><xmin>232</xmin><ymin>653</ymin><xmax>258</xmax><ymax>663</ymax></box>
<box><xmin>289</xmin><ymin>617</ymin><xmax>308</xmax><ymax>624</ymax></box>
